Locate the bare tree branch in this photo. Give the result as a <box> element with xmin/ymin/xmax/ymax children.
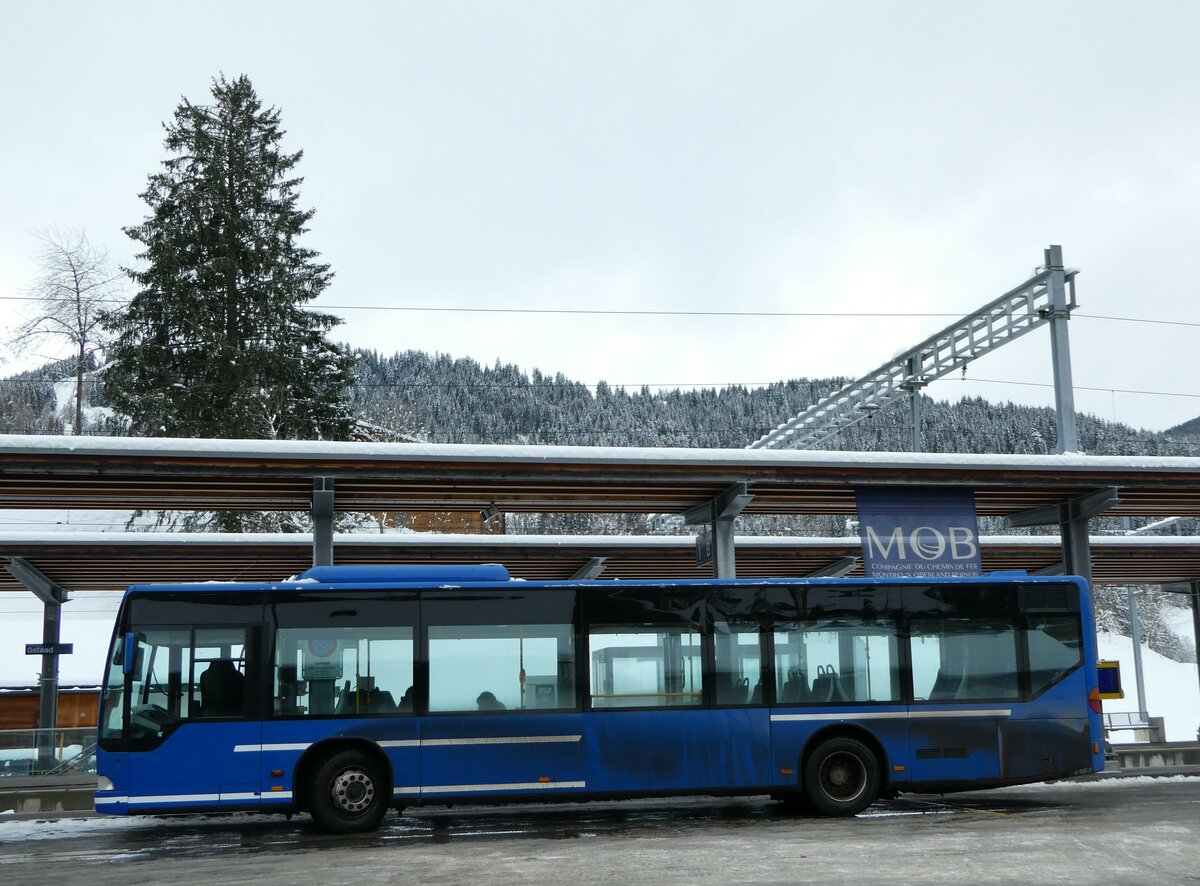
<box><xmin>8</xmin><ymin>227</ymin><xmax>125</xmax><ymax>434</ymax></box>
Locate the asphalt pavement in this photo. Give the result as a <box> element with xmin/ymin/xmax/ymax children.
<box><xmin>2</xmin><ymin>777</ymin><xmax>1199</xmax><ymax>885</ymax></box>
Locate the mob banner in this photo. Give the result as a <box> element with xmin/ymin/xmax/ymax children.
<box><xmin>855</xmin><ymin>488</ymin><xmax>982</xmax><ymax>578</ymax></box>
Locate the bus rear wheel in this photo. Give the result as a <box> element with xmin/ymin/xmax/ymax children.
<box><xmin>309</xmin><ymin>749</ymin><xmax>389</xmax><ymax>834</ymax></box>
<box><xmin>802</xmin><ymin>737</ymin><xmax>880</xmax><ymax>816</ymax></box>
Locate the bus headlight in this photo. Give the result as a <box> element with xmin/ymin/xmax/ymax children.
<box><xmin>97</xmin><ymin>776</ymin><xmax>114</xmax><ymax>791</ymax></box>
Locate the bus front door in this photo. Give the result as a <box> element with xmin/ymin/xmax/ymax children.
<box><xmin>120</xmin><ymin>627</ymin><xmax>262</xmax><ymax>811</ymax></box>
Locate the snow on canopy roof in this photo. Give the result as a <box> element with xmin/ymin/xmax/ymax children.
<box><xmin>3</xmin><ymin>433</ymin><xmax>1200</xmax><ymax>473</ymax></box>
<box><xmin>0</xmin><ymin>530</ymin><xmax>1197</xmax><ymax>549</ymax></box>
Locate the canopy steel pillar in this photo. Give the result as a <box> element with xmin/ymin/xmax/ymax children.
<box><xmin>1008</xmin><ymin>487</ymin><xmax>1121</xmax><ymax>590</ymax></box>
<box><xmin>682</xmin><ymin>483</ymin><xmax>754</xmax><ymax>578</ymax></box>
<box><xmin>1127</xmin><ymin>587</ymin><xmax>1150</xmax><ymax>723</ymax></box>
<box><xmin>1192</xmin><ymin>581</ymin><xmax>1200</xmax><ymax>738</ymax></box>
<box><xmin>5</xmin><ymin>556</ymin><xmax>69</xmax><ymax>770</ymax></box>
<box><xmin>312</xmin><ymin>477</ymin><xmax>335</xmax><ymax>567</ymax></box>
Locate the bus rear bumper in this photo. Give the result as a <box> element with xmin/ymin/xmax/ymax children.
<box><xmin>93</xmin><ymin>791</ymin><xmax>129</xmax><ymax>815</ymax></box>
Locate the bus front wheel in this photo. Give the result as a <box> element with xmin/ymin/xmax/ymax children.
<box><xmin>309</xmin><ymin>749</ymin><xmax>390</xmax><ymax>834</ymax></box>
<box><xmin>802</xmin><ymin>737</ymin><xmax>880</xmax><ymax>816</ymax></box>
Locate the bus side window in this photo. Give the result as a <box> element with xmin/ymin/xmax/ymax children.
<box><xmin>1026</xmin><ymin>615</ymin><xmax>1082</xmax><ymax>696</ymax></box>
<box><xmin>191</xmin><ymin>627</ymin><xmax>250</xmax><ymax>719</ymax></box>
<box><xmin>273</xmin><ymin>626</ymin><xmax>414</xmax><ymax>718</ymax></box>
<box><xmin>911</xmin><ymin>618</ymin><xmax>1019</xmax><ymax>702</ymax></box>
<box><xmin>589</xmin><ymin>626</ymin><xmax>703</xmax><ymax>708</ymax></box>
<box><xmin>775</xmin><ymin>620</ymin><xmax>900</xmax><ymax>704</ymax></box>
<box><xmin>713</xmin><ymin>617</ymin><xmax>761</xmax><ymax>706</ymax></box>
<box><xmin>427</xmin><ymin>624</ymin><xmax>575</xmax><ymax>713</ymax></box>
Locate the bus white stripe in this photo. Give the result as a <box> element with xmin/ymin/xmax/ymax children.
<box><xmin>420</xmin><ymin>735</ymin><xmax>582</xmax><ymax>747</ymax></box>
<box><xmin>913</xmin><ymin>709</ymin><xmax>1012</xmax><ymax>718</ymax></box>
<box><xmin>419</xmin><ymin>780</ymin><xmax>586</xmax><ymax>794</ymax></box>
<box><xmin>235</xmin><ymin>742</ymin><xmax>311</xmax><ymax>752</ymax></box>
<box><xmin>128</xmin><ymin>793</ymin><xmax>221</xmax><ymax>805</ymax></box>
<box><xmin>237</xmin><ymin>735</ymin><xmax>581</xmax><ymax>753</ymax></box>
<box><xmin>119</xmin><ymin>777</ymin><xmax>588</xmax><ymax>806</ymax></box>
<box><xmin>771</xmin><ymin>709</ymin><xmax>1012</xmax><ymax>722</ymax></box>
<box><xmin>772</xmin><ymin>712</ymin><xmax>908</xmax><ymax>721</ymax></box>
<box><xmin>121</xmin><ymin>792</ymin><xmax>275</xmax><ymax>805</ymax></box>
<box><xmin>119</xmin><ymin>784</ymin><xmax>585</xmax><ymax>806</ymax></box>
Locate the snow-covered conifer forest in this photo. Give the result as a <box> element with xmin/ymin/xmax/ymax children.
<box><xmin>1</xmin><ymin>347</ymin><xmax>1197</xmax><ymax>664</ymax></box>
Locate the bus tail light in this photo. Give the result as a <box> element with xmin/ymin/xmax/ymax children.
<box><xmin>1088</xmin><ymin>687</ymin><xmax>1102</xmax><ymax>714</ymax></box>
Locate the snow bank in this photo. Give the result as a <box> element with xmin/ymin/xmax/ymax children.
<box><xmin>1097</xmin><ymin>631</ymin><xmax>1199</xmax><ymax>742</ymax></box>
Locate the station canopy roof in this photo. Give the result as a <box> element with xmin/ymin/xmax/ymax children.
<box><xmin>2</xmin><ymin>435</ymin><xmax>1200</xmax><ymax>592</ymax></box>
<box><xmin>3</xmin><ymin>435</ymin><xmax>1200</xmax><ymax>516</ymax></box>
<box><xmin>1</xmin><ymin>532</ymin><xmax>1198</xmax><ymax>593</ymax></box>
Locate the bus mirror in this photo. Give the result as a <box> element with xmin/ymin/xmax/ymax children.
<box><xmin>123</xmin><ymin>632</ymin><xmax>139</xmax><ymax>676</ymax></box>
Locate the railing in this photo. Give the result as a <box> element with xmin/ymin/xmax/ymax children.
<box><xmin>1103</xmin><ymin>712</ymin><xmax>1167</xmax><ymax>744</ymax></box>
<box><xmin>0</xmin><ymin>727</ymin><xmax>97</xmax><ymax>777</ymax></box>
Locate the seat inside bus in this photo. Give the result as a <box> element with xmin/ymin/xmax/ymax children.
<box><xmin>335</xmin><ymin>678</ymin><xmax>397</xmax><ymax>714</ymax></box>
<box><xmin>199</xmin><ymin>659</ymin><xmax>245</xmax><ymax>717</ymax></box>
<box><xmin>809</xmin><ymin>665</ymin><xmax>849</xmax><ymax>703</ymax></box>
<box><xmin>780</xmin><ymin>669</ymin><xmax>811</xmax><ymax>703</ymax></box>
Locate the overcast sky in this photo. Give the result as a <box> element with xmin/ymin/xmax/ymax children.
<box><xmin>2</xmin><ymin>2</ymin><xmax>1198</xmax><ymax>436</ymax></box>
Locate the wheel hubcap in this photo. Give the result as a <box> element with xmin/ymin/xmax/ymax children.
<box><xmin>331</xmin><ymin>768</ymin><xmax>375</xmax><ymax>815</ymax></box>
<box><xmin>820</xmin><ymin>752</ymin><xmax>867</xmax><ymax>802</ymax></box>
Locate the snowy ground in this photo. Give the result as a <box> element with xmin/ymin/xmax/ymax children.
<box><xmin>2</xmin><ymin>779</ymin><xmax>1200</xmax><ymax>885</ymax></box>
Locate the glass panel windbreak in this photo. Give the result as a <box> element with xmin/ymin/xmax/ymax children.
<box><xmin>774</xmin><ymin>618</ymin><xmax>901</xmax><ymax>704</ymax></box>
<box><xmin>911</xmin><ymin>618</ymin><xmax>1020</xmax><ymax>701</ymax></box>
<box><xmin>274</xmin><ymin>627</ymin><xmax>414</xmax><ymax>717</ymax></box>
<box><xmin>428</xmin><ymin>623</ymin><xmax>575</xmax><ymax>713</ymax></box>
<box><xmin>1026</xmin><ymin>614</ymin><xmax>1083</xmax><ymax>696</ymax></box>
<box><xmin>590</xmin><ymin>626</ymin><xmax>703</xmax><ymax>708</ymax></box>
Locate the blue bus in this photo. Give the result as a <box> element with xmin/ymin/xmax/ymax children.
<box><xmin>95</xmin><ymin>565</ymin><xmax>1105</xmax><ymax>833</ymax></box>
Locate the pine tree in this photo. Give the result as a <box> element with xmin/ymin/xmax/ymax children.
<box><xmin>102</xmin><ymin>74</ymin><xmax>355</xmax><ymax>441</ymax></box>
